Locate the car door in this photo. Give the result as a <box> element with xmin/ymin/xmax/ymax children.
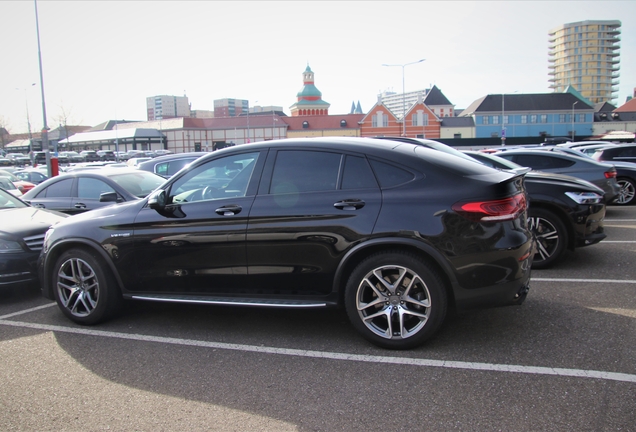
<box><xmin>246</xmin><ymin>149</ymin><xmax>382</xmax><ymax>296</ymax></box>
<box><xmin>129</xmin><ymin>150</ymin><xmax>264</xmax><ymax>295</ymax></box>
<box><xmin>69</xmin><ymin>177</ymin><xmax>120</xmax><ymax>213</ymax></box>
<box><xmin>27</xmin><ymin>177</ymin><xmax>73</xmax><ymax>212</ymax></box>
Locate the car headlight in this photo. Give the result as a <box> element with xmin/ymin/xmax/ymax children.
<box><xmin>0</xmin><ymin>238</ymin><xmax>23</xmax><ymax>253</ymax></box>
<box><xmin>565</xmin><ymin>191</ymin><xmax>603</xmax><ymax>205</ymax></box>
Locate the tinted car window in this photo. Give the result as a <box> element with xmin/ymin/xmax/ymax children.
<box><xmin>270</xmin><ymin>150</ymin><xmax>341</xmax><ymax>193</ymax></box>
<box><xmin>78</xmin><ymin>178</ymin><xmax>115</xmax><ymax>199</ymax></box>
<box><xmin>341</xmin><ymin>155</ymin><xmax>378</xmax><ymax>190</ymax></box>
<box><xmin>369</xmin><ymin>159</ymin><xmax>414</xmax><ymax>188</ymax></box>
<box><xmin>509</xmin><ymin>154</ymin><xmax>575</xmax><ymax>169</ymax></box>
<box><xmin>41</xmin><ymin>178</ymin><xmax>73</xmax><ymax>198</ymax></box>
<box><xmin>170</xmin><ymin>152</ymin><xmax>259</xmax><ymax>203</ymax></box>
<box><xmin>155</xmin><ymin>159</ymin><xmax>196</xmax><ymax>177</ymax></box>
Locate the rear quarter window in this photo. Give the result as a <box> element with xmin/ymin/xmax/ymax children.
<box><xmin>368</xmin><ymin>159</ymin><xmax>414</xmax><ymax>188</ymax></box>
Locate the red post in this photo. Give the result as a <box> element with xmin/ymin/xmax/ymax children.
<box><xmin>50</xmin><ymin>156</ymin><xmax>59</xmax><ymax>177</ymax></box>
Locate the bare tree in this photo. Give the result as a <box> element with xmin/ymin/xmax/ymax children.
<box><xmin>0</xmin><ymin>116</ymin><xmax>11</xmax><ymax>151</ymax></box>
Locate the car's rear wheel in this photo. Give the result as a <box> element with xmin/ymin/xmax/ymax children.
<box><xmin>52</xmin><ymin>248</ymin><xmax>121</xmax><ymax>325</ymax></box>
<box><xmin>528</xmin><ymin>208</ymin><xmax>568</xmax><ymax>269</ymax></box>
<box><xmin>615</xmin><ymin>177</ymin><xmax>636</xmax><ymax>205</ymax></box>
<box><xmin>345</xmin><ymin>251</ymin><xmax>447</xmax><ymax>349</ymax></box>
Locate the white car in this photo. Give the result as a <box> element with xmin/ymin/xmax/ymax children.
<box><xmin>0</xmin><ymin>176</ymin><xmax>23</xmax><ymax>197</ymax></box>
<box><xmin>126</xmin><ymin>157</ymin><xmax>152</xmax><ymax>167</ymax></box>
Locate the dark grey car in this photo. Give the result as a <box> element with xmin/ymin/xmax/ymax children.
<box><xmin>495</xmin><ymin>149</ymin><xmax>620</xmax><ymax>203</ymax></box>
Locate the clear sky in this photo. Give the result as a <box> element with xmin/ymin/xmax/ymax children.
<box><xmin>1</xmin><ymin>1</ymin><xmax>634</xmax><ymax>134</ymax></box>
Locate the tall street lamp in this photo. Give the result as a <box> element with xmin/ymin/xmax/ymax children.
<box><xmin>571</xmin><ymin>101</ymin><xmax>578</xmax><ymax>142</ymax></box>
<box><xmin>382</xmin><ymin>59</ymin><xmax>425</xmax><ymax>137</ymax></box>
<box><xmin>501</xmin><ymin>91</ymin><xmax>518</xmax><ymax>146</ymax></box>
<box><xmin>34</xmin><ymin>0</ymin><xmax>52</xmax><ymax>176</ymax></box>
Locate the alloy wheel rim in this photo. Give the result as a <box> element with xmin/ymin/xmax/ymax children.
<box><xmin>356</xmin><ymin>265</ymin><xmax>431</xmax><ymax>340</ymax></box>
<box><xmin>56</xmin><ymin>258</ymin><xmax>100</xmax><ymax>317</ymax></box>
<box><xmin>529</xmin><ymin>216</ymin><xmax>559</xmax><ymax>263</ymax></box>
<box><xmin>616</xmin><ymin>180</ymin><xmax>635</xmax><ymax>204</ymax></box>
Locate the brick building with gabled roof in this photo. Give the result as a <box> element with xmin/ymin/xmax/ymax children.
<box><xmin>359</xmin><ymin>93</ymin><xmax>441</xmax><ymax>138</ymax></box>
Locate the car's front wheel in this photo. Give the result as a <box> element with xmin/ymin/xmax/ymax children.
<box><xmin>345</xmin><ymin>251</ymin><xmax>447</xmax><ymax>349</ymax></box>
<box><xmin>614</xmin><ymin>177</ymin><xmax>636</xmax><ymax>205</ymax></box>
<box><xmin>528</xmin><ymin>208</ymin><xmax>568</xmax><ymax>269</ymax></box>
<box><xmin>52</xmin><ymin>248</ymin><xmax>122</xmax><ymax>325</ymax></box>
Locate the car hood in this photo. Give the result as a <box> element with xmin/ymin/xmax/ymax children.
<box><xmin>525</xmin><ymin>170</ymin><xmax>604</xmax><ymax>193</ymax></box>
<box><xmin>0</xmin><ymin>207</ymin><xmax>68</xmax><ymax>238</ymax></box>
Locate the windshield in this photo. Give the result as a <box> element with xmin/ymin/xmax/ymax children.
<box><xmin>0</xmin><ymin>169</ymin><xmax>19</xmax><ymax>182</ymax></box>
<box><xmin>109</xmin><ymin>170</ymin><xmax>166</xmax><ymax>198</ymax></box>
<box><xmin>0</xmin><ymin>188</ymin><xmax>28</xmax><ymax>209</ymax></box>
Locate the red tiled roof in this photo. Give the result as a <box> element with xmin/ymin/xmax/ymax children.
<box><xmin>615</xmin><ymin>98</ymin><xmax>636</xmax><ymax>112</ymax></box>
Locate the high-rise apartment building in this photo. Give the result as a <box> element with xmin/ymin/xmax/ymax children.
<box><xmin>146</xmin><ymin>95</ymin><xmax>191</xmax><ymax>120</ymax></box>
<box><xmin>548</xmin><ymin>20</ymin><xmax>621</xmax><ymax>104</ymax></box>
<box><xmin>214</xmin><ymin>98</ymin><xmax>248</xmax><ymax>118</ymax></box>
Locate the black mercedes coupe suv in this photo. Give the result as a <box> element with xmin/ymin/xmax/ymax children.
<box><xmin>39</xmin><ymin>137</ymin><xmax>534</xmax><ymax>349</ymax></box>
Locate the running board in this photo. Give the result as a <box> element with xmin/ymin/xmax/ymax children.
<box><xmin>128</xmin><ymin>294</ymin><xmax>328</xmax><ymax>308</ymax></box>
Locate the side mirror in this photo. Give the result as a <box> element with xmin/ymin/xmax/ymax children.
<box><xmin>147</xmin><ymin>189</ymin><xmax>184</xmax><ymax>218</ymax></box>
<box><xmin>99</xmin><ymin>191</ymin><xmax>122</xmax><ymax>203</ymax></box>
<box><xmin>147</xmin><ymin>189</ymin><xmax>167</xmax><ymax>210</ymax></box>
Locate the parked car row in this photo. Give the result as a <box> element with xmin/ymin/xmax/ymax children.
<box><xmin>5</xmin><ymin>137</ymin><xmax>634</xmax><ymax>350</ymax></box>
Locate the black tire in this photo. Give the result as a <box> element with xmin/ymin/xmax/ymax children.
<box><xmin>614</xmin><ymin>177</ymin><xmax>636</xmax><ymax>206</ymax></box>
<box><xmin>52</xmin><ymin>248</ymin><xmax>122</xmax><ymax>325</ymax></box>
<box><xmin>528</xmin><ymin>208</ymin><xmax>568</xmax><ymax>269</ymax></box>
<box><xmin>344</xmin><ymin>251</ymin><xmax>447</xmax><ymax>350</ymax></box>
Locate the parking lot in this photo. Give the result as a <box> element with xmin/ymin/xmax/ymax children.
<box><xmin>1</xmin><ymin>206</ymin><xmax>635</xmax><ymax>431</ymax></box>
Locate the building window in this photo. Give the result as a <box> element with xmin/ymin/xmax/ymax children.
<box><xmin>521</xmin><ymin>115</ymin><xmax>527</xmax><ymax>124</ymax></box>
<box><xmin>373</xmin><ymin>112</ymin><xmax>388</xmax><ymax>128</ymax></box>
<box><xmin>541</xmin><ymin>115</ymin><xmax>548</xmax><ymax>123</ymax></box>
<box><xmin>578</xmin><ymin>114</ymin><xmax>585</xmax><ymax>123</ymax></box>
<box><xmin>503</xmin><ymin>115</ymin><xmax>509</xmax><ymax>125</ymax></box>
<box><xmin>559</xmin><ymin>114</ymin><xmax>566</xmax><ymax>123</ymax></box>
<box><xmin>530</xmin><ymin>115</ymin><xmax>537</xmax><ymax>123</ymax></box>
<box><xmin>412</xmin><ymin>111</ymin><xmax>428</xmax><ymax>127</ymax></box>
<box><xmin>482</xmin><ymin>116</ymin><xmax>489</xmax><ymax>125</ymax></box>
<box><xmin>492</xmin><ymin>115</ymin><xmax>499</xmax><ymax>125</ymax></box>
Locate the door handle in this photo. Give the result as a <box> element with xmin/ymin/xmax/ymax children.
<box><xmin>334</xmin><ymin>199</ymin><xmax>365</xmax><ymax>211</ymax></box>
<box><xmin>33</xmin><ymin>203</ymin><xmax>45</xmax><ymax>208</ymax></box>
<box><xmin>74</xmin><ymin>203</ymin><xmax>87</xmax><ymax>209</ymax></box>
<box><xmin>215</xmin><ymin>204</ymin><xmax>242</xmax><ymax>216</ymax></box>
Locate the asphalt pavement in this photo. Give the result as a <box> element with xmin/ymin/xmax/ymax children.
<box><xmin>1</xmin><ymin>206</ymin><xmax>635</xmax><ymax>431</ymax></box>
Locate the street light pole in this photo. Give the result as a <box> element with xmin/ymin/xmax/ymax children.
<box><xmin>501</xmin><ymin>94</ymin><xmax>505</xmax><ymax>146</ymax></box>
<box><xmin>571</xmin><ymin>101</ymin><xmax>578</xmax><ymax>142</ymax></box>
<box><xmin>501</xmin><ymin>91</ymin><xmax>518</xmax><ymax>146</ymax></box>
<box><xmin>382</xmin><ymin>59</ymin><xmax>425</xmax><ymax>137</ymax></box>
<box><xmin>34</xmin><ymin>0</ymin><xmax>51</xmax><ymax>176</ymax></box>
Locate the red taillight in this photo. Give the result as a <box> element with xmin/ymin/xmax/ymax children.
<box><xmin>452</xmin><ymin>193</ymin><xmax>527</xmax><ymax>222</ymax></box>
<box><xmin>604</xmin><ymin>170</ymin><xmax>616</xmax><ymax>179</ymax></box>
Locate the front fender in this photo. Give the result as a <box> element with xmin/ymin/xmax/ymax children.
<box><xmin>40</xmin><ymin>237</ymin><xmax>126</xmax><ymax>300</ymax></box>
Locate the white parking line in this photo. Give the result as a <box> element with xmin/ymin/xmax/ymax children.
<box><xmin>532</xmin><ymin>278</ymin><xmax>636</xmax><ymax>284</ymax></box>
<box><xmin>1</xmin><ymin>315</ymin><xmax>634</xmax><ymax>384</ymax></box>
<box><xmin>0</xmin><ymin>302</ymin><xmax>56</xmax><ymax>320</ymax></box>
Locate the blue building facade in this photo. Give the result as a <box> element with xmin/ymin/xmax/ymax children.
<box><xmin>460</xmin><ymin>93</ymin><xmax>595</xmax><ymax>141</ymax></box>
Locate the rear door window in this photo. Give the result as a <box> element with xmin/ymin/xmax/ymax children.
<box><xmin>270</xmin><ymin>150</ymin><xmax>341</xmax><ymax>193</ymax></box>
